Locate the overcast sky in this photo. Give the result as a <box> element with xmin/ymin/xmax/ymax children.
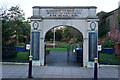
<box><xmin>0</xmin><ymin>0</ymin><xmax>120</xmax><ymax>20</ymax></box>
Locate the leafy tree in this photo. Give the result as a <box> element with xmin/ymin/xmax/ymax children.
<box><xmin>2</xmin><ymin>17</ymin><xmax>17</xmax><ymax>59</ymax></box>
<box><xmin>22</xmin><ymin>21</ymin><xmax>31</xmax><ymax>44</ymax></box>
<box><xmin>45</xmin><ymin>30</ymin><xmax>53</xmax><ymax>41</ymax></box>
<box><xmin>45</xmin><ymin>26</ymin><xmax>83</xmax><ymax>43</ymax></box>
<box><xmin>7</xmin><ymin>6</ymin><xmax>25</xmax><ymax>45</ymax></box>
<box><xmin>76</xmin><ymin>36</ymin><xmax>83</xmax><ymax>42</ymax></box>
<box><xmin>63</xmin><ymin>26</ymin><xmax>83</xmax><ymax>42</ymax></box>
<box><xmin>0</xmin><ymin>7</ymin><xmax>7</xmax><ymax>20</ymax></box>
<box><xmin>1</xmin><ymin>6</ymin><xmax>27</xmax><ymax>59</ymax></box>
<box><xmin>97</xmin><ymin>11</ymin><xmax>110</xmax><ymax>38</ymax></box>
<box><xmin>1</xmin><ymin>6</ymin><xmax>25</xmax><ymax>45</ymax></box>
<box><xmin>7</xmin><ymin>6</ymin><xmax>25</xmax><ymax>21</ymax></box>
<box><xmin>63</xmin><ymin>27</ymin><xmax>73</xmax><ymax>41</ymax></box>
<box><xmin>2</xmin><ymin>20</ymin><xmax>15</xmax><ymax>46</ymax></box>
<box><xmin>69</xmin><ymin>27</ymin><xmax>83</xmax><ymax>42</ymax></box>
<box><xmin>55</xmin><ymin>30</ymin><xmax>63</xmax><ymax>41</ymax></box>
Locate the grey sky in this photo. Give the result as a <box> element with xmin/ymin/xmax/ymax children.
<box><xmin>0</xmin><ymin>0</ymin><xmax>120</xmax><ymax>19</ymax></box>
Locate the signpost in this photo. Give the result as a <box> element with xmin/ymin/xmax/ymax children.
<box><xmin>98</xmin><ymin>44</ymin><xmax>102</xmax><ymax>63</ymax></box>
<box><xmin>98</xmin><ymin>45</ymin><xmax>102</xmax><ymax>51</ymax></box>
<box><xmin>26</xmin><ymin>44</ymin><xmax>30</xmax><ymax>50</ymax></box>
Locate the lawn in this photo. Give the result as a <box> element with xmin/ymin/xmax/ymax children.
<box><xmin>46</xmin><ymin>42</ymin><xmax>77</xmax><ymax>51</ymax></box>
<box><xmin>4</xmin><ymin>42</ymin><xmax>120</xmax><ymax>65</ymax></box>
<box><xmin>46</xmin><ymin>48</ymin><xmax>67</xmax><ymax>51</ymax></box>
<box><xmin>99</xmin><ymin>54</ymin><xmax>119</xmax><ymax>65</ymax></box>
<box><xmin>3</xmin><ymin>51</ymin><xmax>120</xmax><ymax>65</ymax></box>
<box><xmin>11</xmin><ymin>52</ymin><xmax>29</xmax><ymax>62</ymax></box>
<box><xmin>58</xmin><ymin>42</ymin><xmax>69</xmax><ymax>48</ymax></box>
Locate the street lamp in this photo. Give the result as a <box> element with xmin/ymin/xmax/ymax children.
<box><xmin>53</xmin><ymin>28</ymin><xmax>56</xmax><ymax>48</ymax></box>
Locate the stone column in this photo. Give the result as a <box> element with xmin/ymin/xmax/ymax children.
<box><xmin>30</xmin><ymin>18</ymin><xmax>42</xmax><ymax>66</ymax></box>
<box><xmin>83</xmin><ymin>37</ymin><xmax>88</xmax><ymax>67</ymax></box>
<box><xmin>40</xmin><ymin>37</ymin><xmax>45</xmax><ymax>66</ymax></box>
<box><xmin>86</xmin><ymin>19</ymin><xmax>99</xmax><ymax>68</ymax></box>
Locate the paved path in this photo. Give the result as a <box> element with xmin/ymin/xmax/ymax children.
<box><xmin>2</xmin><ymin>65</ymin><xmax>119</xmax><ymax>79</ymax></box>
<box><xmin>1</xmin><ymin>51</ymin><xmax>120</xmax><ymax>79</ymax></box>
<box><xmin>46</xmin><ymin>51</ymin><xmax>82</xmax><ymax>67</ymax></box>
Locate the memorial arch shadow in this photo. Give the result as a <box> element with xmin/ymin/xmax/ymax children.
<box><xmin>30</xmin><ymin>6</ymin><xmax>99</xmax><ymax>67</ymax></box>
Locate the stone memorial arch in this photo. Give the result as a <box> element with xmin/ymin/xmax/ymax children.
<box><xmin>30</xmin><ymin>6</ymin><xmax>99</xmax><ymax>67</ymax></box>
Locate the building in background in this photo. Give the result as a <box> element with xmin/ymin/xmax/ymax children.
<box><xmin>106</xmin><ymin>2</ymin><xmax>120</xmax><ymax>55</ymax></box>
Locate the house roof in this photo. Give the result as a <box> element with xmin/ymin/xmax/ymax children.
<box><xmin>106</xmin><ymin>7</ymin><xmax>120</xmax><ymax>17</ymax></box>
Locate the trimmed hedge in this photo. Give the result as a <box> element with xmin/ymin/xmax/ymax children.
<box><xmin>2</xmin><ymin>46</ymin><xmax>17</xmax><ymax>59</ymax></box>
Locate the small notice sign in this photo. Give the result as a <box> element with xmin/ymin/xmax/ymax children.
<box><xmin>26</xmin><ymin>44</ymin><xmax>30</xmax><ymax>50</ymax></box>
<box><xmin>98</xmin><ymin>45</ymin><xmax>102</xmax><ymax>51</ymax></box>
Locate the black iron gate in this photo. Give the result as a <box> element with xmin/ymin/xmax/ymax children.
<box><xmin>67</xmin><ymin>44</ymin><xmax>83</xmax><ymax>67</ymax></box>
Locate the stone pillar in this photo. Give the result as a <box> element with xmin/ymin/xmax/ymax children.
<box><xmin>30</xmin><ymin>18</ymin><xmax>42</xmax><ymax>66</ymax></box>
<box><xmin>86</xmin><ymin>19</ymin><xmax>99</xmax><ymax>68</ymax></box>
<box><xmin>40</xmin><ymin>37</ymin><xmax>45</xmax><ymax>66</ymax></box>
<box><xmin>83</xmin><ymin>37</ymin><xmax>88</xmax><ymax>67</ymax></box>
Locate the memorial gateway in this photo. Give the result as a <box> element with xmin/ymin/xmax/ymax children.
<box><xmin>30</xmin><ymin>6</ymin><xmax>99</xmax><ymax>67</ymax></box>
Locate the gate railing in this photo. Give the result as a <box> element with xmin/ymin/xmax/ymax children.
<box><xmin>98</xmin><ymin>48</ymin><xmax>119</xmax><ymax>65</ymax></box>
<box><xmin>67</xmin><ymin>44</ymin><xmax>77</xmax><ymax>63</ymax></box>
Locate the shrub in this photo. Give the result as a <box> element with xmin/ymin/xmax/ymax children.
<box><xmin>2</xmin><ymin>46</ymin><xmax>17</xmax><ymax>59</ymax></box>
<box><xmin>102</xmin><ymin>40</ymin><xmax>114</xmax><ymax>48</ymax></box>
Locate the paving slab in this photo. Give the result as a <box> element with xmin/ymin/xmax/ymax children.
<box><xmin>1</xmin><ymin>65</ymin><xmax>119</xmax><ymax>79</ymax></box>
<box><xmin>1</xmin><ymin>51</ymin><xmax>119</xmax><ymax>79</ymax></box>
<box><xmin>46</xmin><ymin>51</ymin><xmax>82</xmax><ymax>67</ymax></box>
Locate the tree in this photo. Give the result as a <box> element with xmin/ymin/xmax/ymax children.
<box><xmin>63</xmin><ymin>27</ymin><xmax>73</xmax><ymax>41</ymax></box>
<box><xmin>7</xmin><ymin>6</ymin><xmax>25</xmax><ymax>45</ymax></box>
<box><xmin>2</xmin><ymin>16</ymin><xmax>17</xmax><ymax>59</ymax></box>
<box><xmin>63</xmin><ymin>26</ymin><xmax>83</xmax><ymax>42</ymax></box>
<box><xmin>55</xmin><ymin>30</ymin><xmax>63</xmax><ymax>41</ymax></box>
<box><xmin>2</xmin><ymin>20</ymin><xmax>15</xmax><ymax>46</ymax></box>
<box><xmin>2</xmin><ymin>6</ymin><xmax>26</xmax><ymax>45</ymax></box>
<box><xmin>0</xmin><ymin>7</ymin><xmax>7</xmax><ymax>20</ymax></box>
<box><xmin>7</xmin><ymin>6</ymin><xmax>25</xmax><ymax>21</ymax></box>
<box><xmin>1</xmin><ymin>6</ymin><xmax>27</xmax><ymax>59</ymax></box>
<box><xmin>69</xmin><ymin>27</ymin><xmax>83</xmax><ymax>42</ymax></box>
<box><xmin>45</xmin><ymin>30</ymin><xmax>53</xmax><ymax>41</ymax></box>
<box><xmin>18</xmin><ymin>20</ymin><xmax>30</xmax><ymax>44</ymax></box>
<box><xmin>97</xmin><ymin>11</ymin><xmax>110</xmax><ymax>38</ymax></box>
<box><xmin>22</xmin><ymin>21</ymin><xmax>31</xmax><ymax>43</ymax></box>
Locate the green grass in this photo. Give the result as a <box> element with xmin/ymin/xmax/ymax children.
<box><xmin>99</xmin><ymin>54</ymin><xmax>119</xmax><ymax>65</ymax></box>
<box><xmin>3</xmin><ymin>50</ymin><xmax>120</xmax><ymax>65</ymax></box>
<box><xmin>58</xmin><ymin>42</ymin><xmax>69</xmax><ymax>48</ymax></box>
<box><xmin>46</xmin><ymin>42</ymin><xmax>77</xmax><ymax>51</ymax></box>
<box><xmin>16</xmin><ymin>46</ymin><xmax>24</xmax><ymax>47</ymax></box>
<box><xmin>58</xmin><ymin>42</ymin><xmax>77</xmax><ymax>49</ymax></box>
<box><xmin>46</xmin><ymin>48</ymin><xmax>67</xmax><ymax>51</ymax></box>
<box><xmin>10</xmin><ymin>52</ymin><xmax>29</xmax><ymax>62</ymax></box>
<box><xmin>46</xmin><ymin>42</ymin><xmax>73</xmax><ymax>51</ymax></box>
